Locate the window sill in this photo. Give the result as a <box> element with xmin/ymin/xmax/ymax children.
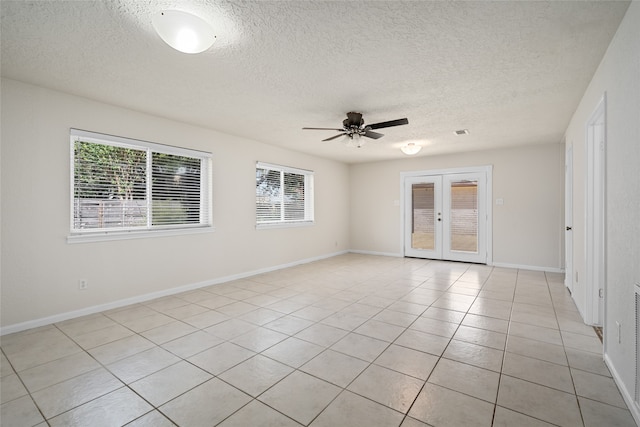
<box><xmin>67</xmin><ymin>226</ymin><xmax>215</xmax><ymax>244</ymax></box>
<box><xmin>256</xmin><ymin>221</ymin><xmax>314</xmax><ymax>230</ymax></box>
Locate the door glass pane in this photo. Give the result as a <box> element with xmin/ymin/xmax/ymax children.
<box><xmin>450</xmin><ymin>180</ymin><xmax>478</xmax><ymax>252</ymax></box>
<box><xmin>412</xmin><ymin>183</ymin><xmax>435</xmax><ymax>250</ymax></box>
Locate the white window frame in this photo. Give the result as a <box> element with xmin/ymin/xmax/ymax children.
<box><xmin>68</xmin><ymin>129</ymin><xmax>213</xmax><ymax>243</ymax></box>
<box><xmin>256</xmin><ymin>161</ymin><xmax>314</xmax><ymax>229</ymax></box>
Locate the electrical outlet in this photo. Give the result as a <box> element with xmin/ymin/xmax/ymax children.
<box><xmin>78</xmin><ymin>280</ymin><xmax>88</xmax><ymax>290</ymax></box>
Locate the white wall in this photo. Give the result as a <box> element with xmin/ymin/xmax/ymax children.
<box><xmin>349</xmin><ymin>143</ymin><xmax>564</xmax><ymax>270</ymax></box>
<box><xmin>564</xmin><ymin>2</ymin><xmax>640</xmax><ymax>420</ymax></box>
<box><xmin>0</xmin><ymin>78</ymin><xmax>350</xmax><ymax>330</ymax></box>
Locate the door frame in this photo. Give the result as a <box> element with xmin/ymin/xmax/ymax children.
<box><xmin>565</xmin><ymin>143</ymin><xmax>574</xmax><ymax>292</ymax></box>
<box><xmin>584</xmin><ymin>94</ymin><xmax>606</xmax><ymax>327</ymax></box>
<box><xmin>400</xmin><ymin>165</ymin><xmax>493</xmax><ymax>264</ymax></box>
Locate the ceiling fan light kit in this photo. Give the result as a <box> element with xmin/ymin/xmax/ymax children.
<box><xmin>152</xmin><ymin>10</ymin><xmax>216</xmax><ymax>54</ymax></box>
<box><xmin>303</xmin><ymin>112</ymin><xmax>409</xmax><ymax>147</ymax></box>
<box><xmin>401</xmin><ymin>142</ymin><xmax>422</xmax><ymax>155</ymax></box>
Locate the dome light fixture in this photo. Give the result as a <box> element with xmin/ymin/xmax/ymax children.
<box><xmin>152</xmin><ymin>10</ymin><xmax>216</xmax><ymax>54</ymax></box>
<box><xmin>401</xmin><ymin>142</ymin><xmax>422</xmax><ymax>155</ymax></box>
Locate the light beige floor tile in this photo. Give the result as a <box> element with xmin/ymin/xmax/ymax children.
<box><xmin>503</xmin><ymin>352</ymin><xmax>573</xmax><ymax>393</ymax></box>
<box><xmin>0</xmin><ymin>352</ymin><xmax>14</xmax><ymax>378</ymax></box>
<box><xmin>510</xmin><ymin>311</ymin><xmax>559</xmax><ymax>330</ymax></box>
<box><xmin>295</xmin><ymin>323</ymin><xmax>349</xmax><ymax>347</ymax></box>
<box><xmin>387</xmin><ymin>301</ymin><xmax>428</xmax><ymax>316</ymax></box>
<box><xmin>428</xmin><ymin>358</ymin><xmax>499</xmax><ymax>403</ymax></box>
<box><xmin>118</xmin><ymin>312</ymin><xmax>175</xmax><ymax>333</ymax></box>
<box><xmin>408</xmin><ymin>382</ymin><xmax>494</xmax><ymax>427</ymax></box>
<box><xmin>105</xmin><ymin>305</ymin><xmax>157</xmax><ymax>323</ymax></box>
<box><xmin>177</xmin><ymin>290</ymin><xmax>218</xmax><ymax>303</ymax></box>
<box><xmin>508</xmin><ymin>322</ymin><xmax>563</xmax><ymax>346</ymax></box>
<box><xmin>462</xmin><ymin>313</ymin><xmax>509</xmax><ymax>334</ymax></box>
<box><xmin>373</xmin><ymin>344</ymin><xmax>438</xmax><ymax>380</ymax></box>
<box><xmin>219</xmin><ymin>354</ymin><xmax>293</xmax><ymax>397</ymax></box>
<box><xmin>565</xmin><ymin>347</ymin><xmax>611</xmax><ymax>376</ymax></box>
<box><xmin>497</xmin><ymin>375</ymin><xmax>582</xmax><ymax>427</ymax></box>
<box><xmin>48</xmin><ymin>387</ymin><xmax>151</xmax><ymax>427</ymax></box>
<box><xmin>578</xmin><ymin>396</ymin><xmax>637</xmax><ymax>427</ymax></box>
<box><xmin>320</xmin><ymin>312</ymin><xmax>369</xmax><ymax>330</ymax></box>
<box><xmin>88</xmin><ymin>334</ymin><xmax>155</xmax><ymax>365</ymax></box>
<box><xmin>562</xmin><ymin>330</ymin><xmax>603</xmax><ymax>354</ymax></box>
<box><xmin>505</xmin><ymin>335</ymin><xmax>568</xmax><ymax>366</ymax></box>
<box><xmin>571</xmin><ymin>368</ymin><xmax>627</xmax><ymax>408</ymax></box>
<box><xmin>55</xmin><ymin>315</ymin><xmax>118</xmax><ymax>337</ymax></box>
<box><xmin>188</xmin><ymin>342</ymin><xmax>255</xmax><ymax>375</ymax></box>
<box><xmin>181</xmin><ymin>309</ymin><xmax>229</xmax><ymax>329</ymax></box>
<box><xmin>354</xmin><ymin>319</ymin><xmax>406</xmax><ymax>342</ymax></box>
<box><xmin>218</xmin><ymin>400</ymin><xmax>302</xmax><ymax>427</ymax></box>
<box><xmin>467</xmin><ymin>298</ymin><xmax>512</xmax><ymax>320</ymax></box>
<box><xmin>372</xmin><ymin>309</ymin><xmax>418</xmax><ymax>327</ymax></box>
<box><xmin>3</xmin><ymin>328</ymin><xmax>82</xmax><ymax>372</ymax></box>
<box><xmin>161</xmin><ymin>330</ymin><xmax>223</xmax><ymax>359</ymax></box>
<box><xmin>17</xmin><ymin>351</ymin><xmax>100</xmax><ymax>393</ymax></box>
<box><xmin>267</xmin><ymin>299</ymin><xmax>309</xmax><ymax>314</ymax></box>
<box><xmin>72</xmin><ymin>324</ymin><xmax>136</xmax><ymax>349</ymax></box>
<box><xmin>409</xmin><ymin>316</ymin><xmax>458</xmax><ymax>338</ymax></box>
<box><xmin>140</xmin><ymin>320</ymin><xmax>198</xmax><ymax>344</ymax></box>
<box><xmin>216</xmin><ymin>301</ymin><xmax>260</xmax><ymax>317</ymax></box>
<box><xmin>292</xmin><ymin>305</ymin><xmax>335</xmax><ymax>322</ymax></box>
<box><xmin>262</xmin><ymin>337</ymin><xmax>324</xmax><ymax>368</ymax></box>
<box><xmin>31</xmin><ymin>367</ymin><xmax>122</xmax><ymax>418</ymax></box>
<box><xmin>264</xmin><ymin>315</ymin><xmax>314</xmax><ymax>335</ymax></box>
<box><xmin>347</xmin><ymin>364</ymin><xmax>424</xmax><ymax>413</ymax></box>
<box><xmin>443</xmin><ymin>340</ymin><xmax>504</xmax><ymax>372</ymax></box>
<box><xmin>130</xmin><ymin>361</ymin><xmax>212</xmax><ymax>406</ymax></box>
<box><xmin>160</xmin><ymin>378</ymin><xmax>251</xmax><ymax>426</ymax></box>
<box><xmin>300</xmin><ymin>349</ymin><xmax>368</xmax><ymax>387</ymax></box>
<box><xmin>126</xmin><ymin>410</ymin><xmax>177</xmax><ymax>426</ymax></box>
<box><xmin>106</xmin><ymin>346</ymin><xmax>180</xmax><ymax>384</ymax></box>
<box><xmin>196</xmin><ymin>295</ymin><xmax>236</xmax><ymax>310</ymax></box>
<box><xmin>0</xmin><ymin>395</ymin><xmax>45</xmax><ymax>427</ymax></box>
<box><xmin>330</xmin><ymin>332</ymin><xmax>389</xmax><ymax>362</ymax></box>
<box><xmin>310</xmin><ymin>390</ymin><xmax>404</xmax><ymax>427</ymax></box>
<box><xmin>203</xmin><ymin>318</ymin><xmax>258</xmax><ymax>340</ymax></box>
<box><xmin>395</xmin><ymin>329</ymin><xmax>450</xmax><ymax>356</ymax></box>
<box><xmin>453</xmin><ymin>325</ymin><xmax>506</xmax><ymax>350</ymax></box>
<box><xmin>400</xmin><ymin>417</ymin><xmax>431</xmax><ymax>427</ymax></box>
<box><xmin>493</xmin><ymin>406</ymin><xmax>555</xmax><ymax>426</ymax></box>
<box><xmin>238</xmin><ymin>308</ymin><xmax>284</xmax><ymax>326</ymax></box>
<box><xmin>0</xmin><ymin>373</ymin><xmax>28</xmax><ymax>404</ymax></box>
<box><xmin>230</xmin><ymin>327</ymin><xmax>288</xmax><ymax>352</ymax></box>
<box><xmin>259</xmin><ymin>371</ymin><xmax>341</xmax><ymax>425</ymax></box>
<box><xmin>144</xmin><ymin>296</ymin><xmax>190</xmax><ymax>312</ymax></box>
<box><xmin>421</xmin><ymin>307</ymin><xmax>465</xmax><ymax>324</ymax></box>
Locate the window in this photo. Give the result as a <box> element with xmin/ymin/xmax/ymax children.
<box><xmin>256</xmin><ymin>162</ymin><xmax>314</xmax><ymax>228</ymax></box>
<box><xmin>70</xmin><ymin>129</ymin><xmax>212</xmax><ymax>241</ymax></box>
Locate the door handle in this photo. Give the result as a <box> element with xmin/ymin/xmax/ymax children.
<box><xmin>566</xmin><ymin>226</ymin><xmax>572</xmax><ymax>231</ymax></box>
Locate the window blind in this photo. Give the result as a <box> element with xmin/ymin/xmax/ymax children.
<box><xmin>256</xmin><ymin>162</ymin><xmax>313</xmax><ymax>226</ymax></box>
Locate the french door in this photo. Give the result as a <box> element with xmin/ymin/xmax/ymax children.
<box><xmin>404</xmin><ymin>171</ymin><xmax>488</xmax><ymax>263</ymax></box>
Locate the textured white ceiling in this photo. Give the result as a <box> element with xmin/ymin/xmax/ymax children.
<box><xmin>0</xmin><ymin>0</ymin><xmax>630</xmax><ymax>163</ymax></box>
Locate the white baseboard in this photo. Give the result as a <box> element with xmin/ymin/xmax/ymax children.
<box><xmin>491</xmin><ymin>262</ymin><xmax>564</xmax><ymax>273</ymax></box>
<box><xmin>0</xmin><ymin>250</ymin><xmax>348</xmax><ymax>336</ymax></box>
<box><xmin>604</xmin><ymin>353</ymin><xmax>640</xmax><ymax>426</ymax></box>
<box><xmin>348</xmin><ymin>249</ymin><xmax>402</xmax><ymax>258</ymax></box>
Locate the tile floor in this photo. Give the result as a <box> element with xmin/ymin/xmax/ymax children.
<box><xmin>1</xmin><ymin>254</ymin><xmax>636</xmax><ymax>426</ymax></box>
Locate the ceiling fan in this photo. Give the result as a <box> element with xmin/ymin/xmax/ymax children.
<box><xmin>303</xmin><ymin>112</ymin><xmax>409</xmax><ymax>147</ymax></box>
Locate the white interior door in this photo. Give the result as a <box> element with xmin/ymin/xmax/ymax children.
<box><xmin>404</xmin><ymin>171</ymin><xmax>487</xmax><ymax>264</ymax></box>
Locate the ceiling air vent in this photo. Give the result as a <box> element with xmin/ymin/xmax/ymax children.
<box><xmin>454</xmin><ymin>129</ymin><xmax>470</xmax><ymax>135</ymax></box>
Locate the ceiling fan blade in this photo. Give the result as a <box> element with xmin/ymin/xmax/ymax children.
<box><xmin>322</xmin><ymin>134</ymin><xmax>346</xmax><ymax>142</ymax></box>
<box><xmin>364</xmin><ymin>130</ymin><xmax>384</xmax><ymax>139</ymax></box>
<box><xmin>345</xmin><ymin>112</ymin><xmax>363</xmax><ymax>127</ymax></box>
<box><xmin>367</xmin><ymin>118</ymin><xmax>409</xmax><ymax>130</ymax></box>
<box><xmin>303</xmin><ymin>127</ymin><xmax>345</xmax><ymax>131</ymax></box>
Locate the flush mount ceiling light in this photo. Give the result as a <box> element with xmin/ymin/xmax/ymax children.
<box><xmin>152</xmin><ymin>10</ymin><xmax>216</xmax><ymax>54</ymax></box>
<box><xmin>400</xmin><ymin>142</ymin><xmax>422</xmax><ymax>155</ymax></box>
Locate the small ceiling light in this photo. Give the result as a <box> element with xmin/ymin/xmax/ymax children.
<box><xmin>454</xmin><ymin>129</ymin><xmax>470</xmax><ymax>135</ymax></box>
<box><xmin>152</xmin><ymin>10</ymin><xmax>216</xmax><ymax>54</ymax></box>
<box><xmin>401</xmin><ymin>142</ymin><xmax>422</xmax><ymax>155</ymax></box>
